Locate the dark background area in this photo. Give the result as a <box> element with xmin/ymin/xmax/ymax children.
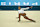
<box><xmin>0</xmin><ymin>6</ymin><xmax>40</xmax><ymax>10</ymax></box>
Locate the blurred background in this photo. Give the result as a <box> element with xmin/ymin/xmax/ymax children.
<box><xmin>0</xmin><ymin>6</ymin><xmax>40</xmax><ymax>10</ymax></box>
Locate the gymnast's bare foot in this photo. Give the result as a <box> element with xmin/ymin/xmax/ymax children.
<box><xmin>31</xmin><ymin>20</ymin><xmax>36</xmax><ymax>22</ymax></box>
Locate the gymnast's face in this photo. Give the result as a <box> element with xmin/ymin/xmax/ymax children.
<box><xmin>18</xmin><ymin>7</ymin><xmax>21</xmax><ymax>10</ymax></box>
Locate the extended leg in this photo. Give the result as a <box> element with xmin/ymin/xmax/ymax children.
<box><xmin>23</xmin><ymin>15</ymin><xmax>36</xmax><ymax>22</ymax></box>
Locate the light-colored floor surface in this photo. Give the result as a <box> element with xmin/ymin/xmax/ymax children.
<box><xmin>0</xmin><ymin>11</ymin><xmax>40</xmax><ymax>27</ymax></box>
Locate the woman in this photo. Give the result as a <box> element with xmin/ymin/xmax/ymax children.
<box><xmin>17</xmin><ymin>6</ymin><xmax>35</xmax><ymax>22</ymax></box>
